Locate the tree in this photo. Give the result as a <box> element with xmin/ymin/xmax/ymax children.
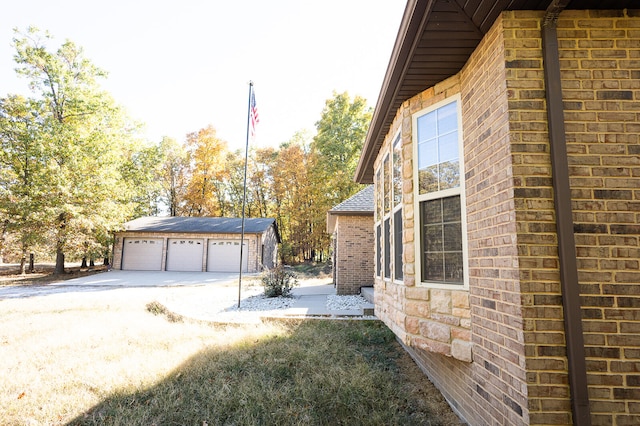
<box><xmin>270</xmin><ymin>133</ymin><xmax>313</xmax><ymax>262</ymax></box>
<box><xmin>311</xmin><ymin>91</ymin><xmax>371</xmax><ymax>204</ymax></box>
<box><xmin>0</xmin><ymin>95</ymin><xmax>49</xmax><ymax>272</ymax></box>
<box><xmin>182</xmin><ymin>125</ymin><xmax>229</xmax><ymax>217</ymax></box>
<box><xmin>305</xmin><ymin>92</ymin><xmax>371</xmax><ymax>261</ymax></box>
<box><xmin>10</xmin><ymin>28</ymin><xmax>145</xmax><ymax>273</ymax></box>
<box><xmin>157</xmin><ymin>136</ymin><xmax>189</xmax><ymax>216</ymax></box>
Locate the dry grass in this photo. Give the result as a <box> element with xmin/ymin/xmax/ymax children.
<box><xmin>0</xmin><ymin>279</ymin><xmax>461</xmax><ymax>425</ymax></box>
<box><xmin>0</xmin><ymin>263</ymin><xmax>108</xmax><ymax>287</ymax></box>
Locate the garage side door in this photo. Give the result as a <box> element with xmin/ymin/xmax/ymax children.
<box><xmin>207</xmin><ymin>240</ymin><xmax>248</xmax><ymax>272</ymax></box>
<box><xmin>122</xmin><ymin>238</ymin><xmax>163</xmax><ymax>271</ymax></box>
<box><xmin>166</xmin><ymin>239</ymin><xmax>204</xmax><ymax>271</ymax></box>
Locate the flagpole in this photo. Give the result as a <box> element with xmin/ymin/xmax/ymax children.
<box><xmin>238</xmin><ymin>81</ymin><xmax>253</xmax><ymax>309</ymax></box>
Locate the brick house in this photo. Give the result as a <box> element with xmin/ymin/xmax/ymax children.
<box><xmin>112</xmin><ymin>217</ymin><xmax>280</xmax><ymax>273</ymax></box>
<box><xmin>327</xmin><ymin>185</ymin><xmax>374</xmax><ymax>295</ymax></box>
<box><xmin>355</xmin><ymin>1</ymin><xmax>639</xmax><ymax>425</ymax></box>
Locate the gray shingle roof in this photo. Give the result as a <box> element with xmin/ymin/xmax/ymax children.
<box><xmin>124</xmin><ymin>216</ymin><xmax>278</xmax><ymax>236</ymax></box>
<box><xmin>329</xmin><ymin>185</ymin><xmax>374</xmax><ymax>214</ymax></box>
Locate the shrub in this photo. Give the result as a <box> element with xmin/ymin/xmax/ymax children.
<box><xmin>262</xmin><ymin>265</ymin><xmax>298</xmax><ymax>298</ymax></box>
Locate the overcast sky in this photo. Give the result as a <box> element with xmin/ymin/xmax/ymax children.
<box><xmin>0</xmin><ymin>0</ymin><xmax>406</xmax><ymax>151</ymax></box>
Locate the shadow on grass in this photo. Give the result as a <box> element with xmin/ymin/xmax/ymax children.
<box><xmin>67</xmin><ymin>320</ymin><xmax>459</xmax><ymax>426</ymax></box>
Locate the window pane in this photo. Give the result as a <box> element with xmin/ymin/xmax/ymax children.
<box><xmin>438</xmin><ymin>101</ymin><xmax>458</xmax><ymax>135</ymax></box>
<box><xmin>417</xmin><ymin>111</ymin><xmax>437</xmax><ymax>142</ymax></box>
<box><xmin>444</xmin><ymin>252</ymin><xmax>464</xmax><ymax>283</ymax></box>
<box><xmin>394</xmin><ymin>209</ymin><xmax>403</xmax><ymax>280</ymax></box>
<box><xmin>424</xmin><ymin>252</ymin><xmax>444</xmax><ymax>281</ymax></box>
<box><xmin>420</xmin><ymin>196</ymin><xmax>463</xmax><ymax>285</ymax></box>
<box><xmin>384</xmin><ymin>218</ymin><xmax>391</xmax><ymax>279</ymax></box>
<box><xmin>443</xmin><ymin>223</ymin><xmax>462</xmax><ymax>251</ymax></box>
<box><xmin>418</xmin><ymin>139</ymin><xmax>437</xmax><ymax>169</ymax></box>
<box><xmin>442</xmin><ymin>196</ymin><xmax>461</xmax><ymax>222</ymax></box>
<box><xmin>376</xmin><ymin>224</ymin><xmax>381</xmax><ymax>277</ymax></box>
<box><xmin>438</xmin><ymin>131</ymin><xmax>458</xmax><ymax>163</ymax></box>
<box><xmin>439</xmin><ymin>160</ymin><xmax>460</xmax><ymax>190</ymax></box>
<box><xmin>393</xmin><ymin>137</ymin><xmax>402</xmax><ymax>207</ymax></box>
<box><xmin>419</xmin><ymin>166</ymin><xmax>438</xmax><ymax>194</ymax></box>
<box><xmin>383</xmin><ymin>156</ymin><xmax>390</xmax><ymax>214</ymax></box>
<box><xmin>416</xmin><ymin>100</ymin><xmax>460</xmax><ymax>195</ymax></box>
<box><xmin>422</xmin><ymin>199</ymin><xmax>442</xmax><ymax>223</ymax></box>
<box><xmin>425</xmin><ymin>225</ymin><xmax>442</xmax><ymax>252</ymax></box>
<box><xmin>375</xmin><ymin>170</ymin><xmax>382</xmax><ymax>219</ymax></box>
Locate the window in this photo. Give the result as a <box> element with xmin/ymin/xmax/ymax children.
<box><xmin>392</xmin><ymin>135</ymin><xmax>403</xmax><ymax>281</ymax></box>
<box><xmin>414</xmin><ymin>96</ymin><xmax>467</xmax><ymax>287</ymax></box>
<box><xmin>375</xmin><ymin>133</ymin><xmax>403</xmax><ymax>282</ymax></box>
<box><xmin>375</xmin><ymin>168</ymin><xmax>383</xmax><ymax>278</ymax></box>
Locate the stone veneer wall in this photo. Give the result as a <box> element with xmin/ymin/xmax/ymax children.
<box><xmin>113</xmin><ymin>232</ymin><xmax>261</xmax><ymax>273</ymax></box>
<box><xmin>373</xmin><ymin>8</ymin><xmax>640</xmax><ymax>425</ymax></box>
<box><xmin>334</xmin><ymin>214</ymin><xmax>374</xmax><ymax>295</ymax></box>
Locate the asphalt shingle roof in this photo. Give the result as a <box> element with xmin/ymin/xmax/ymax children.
<box><xmin>329</xmin><ymin>185</ymin><xmax>374</xmax><ymax>214</ymax></box>
<box><xmin>123</xmin><ymin>216</ymin><xmax>278</xmax><ymax>235</ymax></box>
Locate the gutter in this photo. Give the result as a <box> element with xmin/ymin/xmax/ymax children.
<box><xmin>541</xmin><ymin>2</ymin><xmax>591</xmax><ymax>424</ymax></box>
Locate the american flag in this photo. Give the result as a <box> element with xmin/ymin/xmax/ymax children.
<box><xmin>250</xmin><ymin>90</ymin><xmax>259</xmax><ymax>139</ymax></box>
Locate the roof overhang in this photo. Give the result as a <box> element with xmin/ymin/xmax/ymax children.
<box><xmin>355</xmin><ymin>0</ymin><xmax>637</xmax><ymax>183</ymax></box>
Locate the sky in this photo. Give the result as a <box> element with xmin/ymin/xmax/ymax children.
<box><xmin>0</xmin><ymin>0</ymin><xmax>407</xmax><ymax>152</ymax></box>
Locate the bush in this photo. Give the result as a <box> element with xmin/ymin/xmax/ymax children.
<box><xmin>262</xmin><ymin>265</ymin><xmax>298</xmax><ymax>298</ymax></box>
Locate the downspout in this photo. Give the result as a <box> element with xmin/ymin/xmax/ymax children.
<box><xmin>541</xmin><ymin>2</ymin><xmax>591</xmax><ymax>425</ymax></box>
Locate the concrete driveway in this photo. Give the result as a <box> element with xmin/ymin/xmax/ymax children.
<box><xmin>0</xmin><ymin>270</ymin><xmax>255</xmax><ymax>300</ymax></box>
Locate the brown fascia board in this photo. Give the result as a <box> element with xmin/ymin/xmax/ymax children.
<box><xmin>355</xmin><ymin>0</ymin><xmax>433</xmax><ymax>184</ymax></box>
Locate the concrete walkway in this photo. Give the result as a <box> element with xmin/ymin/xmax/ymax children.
<box><xmin>0</xmin><ymin>270</ymin><xmax>376</xmax><ymax>322</ymax></box>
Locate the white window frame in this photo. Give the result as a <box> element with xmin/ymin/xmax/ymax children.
<box><xmin>375</xmin><ymin>131</ymin><xmax>403</xmax><ymax>283</ymax></box>
<box><xmin>412</xmin><ymin>94</ymin><xmax>469</xmax><ymax>289</ymax></box>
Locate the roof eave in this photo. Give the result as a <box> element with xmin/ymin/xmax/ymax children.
<box><xmin>355</xmin><ymin>0</ymin><xmax>432</xmax><ymax>184</ymax></box>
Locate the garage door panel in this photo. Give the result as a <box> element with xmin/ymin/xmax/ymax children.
<box><xmin>166</xmin><ymin>239</ymin><xmax>204</xmax><ymax>271</ymax></box>
<box><xmin>207</xmin><ymin>240</ymin><xmax>248</xmax><ymax>272</ymax></box>
<box><xmin>122</xmin><ymin>238</ymin><xmax>163</xmax><ymax>271</ymax></box>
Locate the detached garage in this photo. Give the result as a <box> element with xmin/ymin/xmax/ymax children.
<box><xmin>113</xmin><ymin>217</ymin><xmax>280</xmax><ymax>273</ymax></box>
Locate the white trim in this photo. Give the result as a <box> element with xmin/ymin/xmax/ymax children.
<box><xmin>412</xmin><ymin>94</ymin><xmax>469</xmax><ymax>289</ymax></box>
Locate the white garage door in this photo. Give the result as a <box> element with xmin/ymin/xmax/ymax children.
<box><xmin>166</xmin><ymin>239</ymin><xmax>204</xmax><ymax>271</ymax></box>
<box><xmin>207</xmin><ymin>240</ymin><xmax>248</xmax><ymax>272</ymax></box>
<box><xmin>122</xmin><ymin>238</ymin><xmax>163</xmax><ymax>271</ymax></box>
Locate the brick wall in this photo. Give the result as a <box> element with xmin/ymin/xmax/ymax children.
<box><xmin>372</xmin><ymin>8</ymin><xmax>639</xmax><ymax>425</ymax></box>
<box><xmin>560</xmin><ymin>10</ymin><xmax>640</xmax><ymax>425</ymax></box>
<box><xmin>334</xmin><ymin>214</ymin><xmax>374</xmax><ymax>295</ymax></box>
<box><xmin>503</xmin><ymin>9</ymin><xmax>640</xmax><ymax>425</ymax></box>
<box><xmin>113</xmin><ymin>232</ymin><xmax>261</xmax><ymax>273</ymax></box>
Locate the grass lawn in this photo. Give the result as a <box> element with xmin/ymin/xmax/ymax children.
<box><xmin>0</xmin><ymin>276</ymin><xmax>461</xmax><ymax>425</ymax></box>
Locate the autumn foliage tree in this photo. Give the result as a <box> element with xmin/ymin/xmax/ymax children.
<box><xmin>149</xmin><ymin>92</ymin><xmax>371</xmax><ymax>265</ymax></box>
<box><xmin>181</xmin><ymin>125</ymin><xmax>229</xmax><ymax>216</ymax></box>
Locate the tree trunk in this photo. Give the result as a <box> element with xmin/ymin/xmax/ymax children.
<box><xmin>0</xmin><ymin>220</ymin><xmax>8</xmax><ymax>264</ymax></box>
<box><xmin>19</xmin><ymin>249</ymin><xmax>27</xmax><ymax>275</ymax></box>
<box><xmin>81</xmin><ymin>257</ymin><xmax>87</xmax><ymax>269</ymax></box>
<box><xmin>55</xmin><ymin>250</ymin><xmax>65</xmax><ymax>275</ymax></box>
<box><xmin>54</xmin><ymin>212</ymin><xmax>67</xmax><ymax>275</ymax></box>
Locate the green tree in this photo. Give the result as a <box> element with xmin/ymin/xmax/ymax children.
<box><xmin>311</xmin><ymin>91</ymin><xmax>371</xmax><ymax>204</ymax></box>
<box><xmin>307</xmin><ymin>92</ymin><xmax>371</xmax><ymax>261</ymax></box>
<box><xmin>0</xmin><ymin>95</ymin><xmax>49</xmax><ymax>272</ymax></box>
<box><xmin>11</xmin><ymin>27</ymin><xmax>145</xmax><ymax>273</ymax></box>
